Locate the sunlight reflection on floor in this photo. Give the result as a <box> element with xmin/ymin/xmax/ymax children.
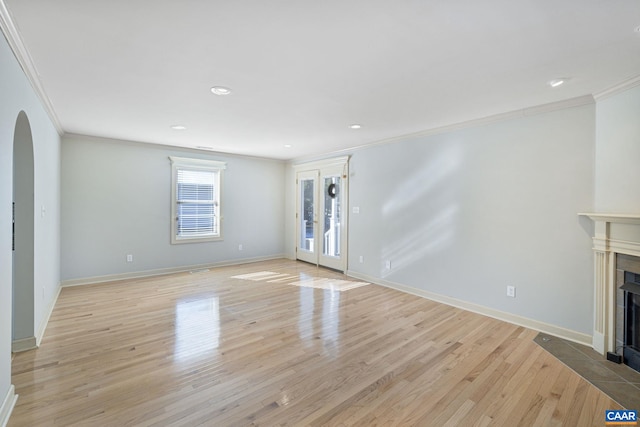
<box><xmin>231</xmin><ymin>271</ymin><xmax>370</xmax><ymax>291</ymax></box>
<box><xmin>174</xmin><ymin>297</ymin><xmax>220</xmax><ymax>362</ymax></box>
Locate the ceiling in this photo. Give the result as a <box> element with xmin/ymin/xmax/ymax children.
<box><xmin>3</xmin><ymin>1</ymin><xmax>640</xmax><ymax>160</ymax></box>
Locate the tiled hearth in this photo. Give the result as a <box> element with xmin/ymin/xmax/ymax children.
<box><xmin>535</xmin><ymin>332</ymin><xmax>640</xmax><ymax>409</ymax></box>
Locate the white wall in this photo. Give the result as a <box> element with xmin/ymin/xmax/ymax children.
<box><xmin>595</xmin><ymin>85</ymin><xmax>640</xmax><ymax>212</ymax></box>
<box><xmin>61</xmin><ymin>135</ymin><xmax>286</xmax><ymax>282</ymax></box>
<box><xmin>0</xmin><ymin>32</ymin><xmax>61</xmax><ymax>419</ymax></box>
<box><xmin>290</xmin><ymin>103</ymin><xmax>596</xmax><ymax>337</ymax></box>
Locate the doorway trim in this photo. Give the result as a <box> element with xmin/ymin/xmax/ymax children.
<box><xmin>12</xmin><ymin>110</ymin><xmax>36</xmax><ymax>352</ymax></box>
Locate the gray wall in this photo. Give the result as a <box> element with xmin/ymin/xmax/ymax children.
<box><xmin>0</xmin><ymin>32</ymin><xmax>61</xmax><ymax>411</ymax></box>
<box><xmin>595</xmin><ymin>85</ymin><xmax>640</xmax><ymax>212</ymax></box>
<box><xmin>61</xmin><ymin>135</ymin><xmax>286</xmax><ymax>282</ymax></box>
<box><xmin>291</xmin><ymin>102</ymin><xmax>596</xmax><ymax>336</ymax></box>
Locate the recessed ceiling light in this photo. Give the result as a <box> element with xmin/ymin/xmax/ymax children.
<box><xmin>284</xmin><ymin>144</ymin><xmax>292</xmax><ymax>148</ymax></box>
<box><xmin>211</xmin><ymin>86</ymin><xmax>232</xmax><ymax>96</ymax></box>
<box><xmin>548</xmin><ymin>78</ymin><xmax>568</xmax><ymax>88</ymax></box>
<box><xmin>196</xmin><ymin>146</ymin><xmax>214</xmax><ymax>150</ymax></box>
<box><xmin>348</xmin><ymin>124</ymin><xmax>362</xmax><ymax>129</ymax></box>
<box><xmin>170</xmin><ymin>125</ymin><xmax>187</xmax><ymax>130</ymax></box>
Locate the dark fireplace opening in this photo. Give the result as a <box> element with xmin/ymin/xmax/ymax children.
<box><xmin>622</xmin><ymin>272</ymin><xmax>640</xmax><ymax>372</ymax></box>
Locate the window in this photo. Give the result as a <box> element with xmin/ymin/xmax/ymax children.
<box><xmin>170</xmin><ymin>157</ymin><xmax>226</xmax><ymax>244</ymax></box>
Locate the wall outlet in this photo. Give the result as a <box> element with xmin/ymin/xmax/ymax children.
<box><xmin>353</xmin><ymin>206</ymin><xmax>360</xmax><ymax>214</ymax></box>
<box><xmin>238</xmin><ymin>244</ymin><xmax>243</xmax><ymax>251</ymax></box>
<box><xmin>385</xmin><ymin>260</ymin><xmax>392</xmax><ymax>269</ymax></box>
<box><xmin>506</xmin><ymin>285</ymin><xmax>516</xmax><ymax>298</ymax></box>
<box><xmin>126</xmin><ymin>254</ymin><xmax>133</xmax><ymax>263</ymax></box>
<box><xmin>359</xmin><ymin>255</ymin><xmax>364</xmax><ymax>263</ymax></box>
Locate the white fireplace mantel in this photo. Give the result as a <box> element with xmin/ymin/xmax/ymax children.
<box><xmin>579</xmin><ymin>213</ymin><xmax>640</xmax><ymax>355</ymax></box>
<box><xmin>580</xmin><ymin>213</ymin><xmax>640</xmax><ymax>225</ymax></box>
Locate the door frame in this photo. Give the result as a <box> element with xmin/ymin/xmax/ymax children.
<box><xmin>294</xmin><ymin>156</ymin><xmax>349</xmax><ymax>272</ymax></box>
<box><xmin>295</xmin><ymin>170</ymin><xmax>319</xmax><ymax>265</ymax></box>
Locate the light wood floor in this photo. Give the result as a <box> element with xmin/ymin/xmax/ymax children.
<box><xmin>10</xmin><ymin>259</ymin><xmax>620</xmax><ymax>426</ymax></box>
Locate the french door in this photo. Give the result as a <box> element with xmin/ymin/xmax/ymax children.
<box><xmin>296</xmin><ymin>159</ymin><xmax>348</xmax><ymax>271</ymax></box>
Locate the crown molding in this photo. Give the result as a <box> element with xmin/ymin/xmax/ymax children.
<box><xmin>290</xmin><ymin>95</ymin><xmax>595</xmax><ymax>164</ymax></box>
<box><xmin>593</xmin><ymin>74</ymin><xmax>640</xmax><ymax>101</ymax></box>
<box><xmin>0</xmin><ymin>0</ymin><xmax>63</xmax><ymax>134</ymax></box>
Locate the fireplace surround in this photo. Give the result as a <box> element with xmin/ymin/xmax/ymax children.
<box><xmin>580</xmin><ymin>213</ymin><xmax>640</xmax><ymax>356</ymax></box>
<box><xmin>617</xmin><ymin>257</ymin><xmax>640</xmax><ymax>371</ymax></box>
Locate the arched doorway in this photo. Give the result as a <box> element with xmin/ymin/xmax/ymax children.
<box><xmin>12</xmin><ymin>111</ymin><xmax>35</xmax><ymax>352</ymax></box>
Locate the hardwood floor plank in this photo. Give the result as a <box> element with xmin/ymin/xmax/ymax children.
<box><xmin>8</xmin><ymin>259</ymin><xmax>620</xmax><ymax>426</ymax></box>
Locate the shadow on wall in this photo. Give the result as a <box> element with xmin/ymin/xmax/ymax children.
<box><xmin>380</xmin><ymin>143</ymin><xmax>462</xmax><ymax>278</ymax></box>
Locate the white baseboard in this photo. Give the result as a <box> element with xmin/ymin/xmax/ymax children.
<box><xmin>12</xmin><ymin>284</ymin><xmax>61</xmax><ymax>353</ymax></box>
<box><xmin>346</xmin><ymin>270</ymin><xmax>592</xmax><ymax>348</ymax></box>
<box><xmin>0</xmin><ymin>385</ymin><xmax>18</xmax><ymax>427</ymax></box>
<box><xmin>36</xmin><ymin>284</ymin><xmax>62</xmax><ymax>347</ymax></box>
<box><xmin>61</xmin><ymin>255</ymin><xmax>286</xmax><ymax>287</ymax></box>
<box><xmin>11</xmin><ymin>337</ymin><xmax>36</xmax><ymax>353</ymax></box>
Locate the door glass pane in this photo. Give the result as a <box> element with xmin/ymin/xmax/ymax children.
<box><xmin>323</xmin><ymin>176</ymin><xmax>341</xmax><ymax>257</ymax></box>
<box><xmin>300</xmin><ymin>178</ymin><xmax>315</xmax><ymax>251</ymax></box>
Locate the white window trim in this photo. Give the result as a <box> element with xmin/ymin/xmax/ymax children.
<box><xmin>169</xmin><ymin>156</ymin><xmax>227</xmax><ymax>244</ymax></box>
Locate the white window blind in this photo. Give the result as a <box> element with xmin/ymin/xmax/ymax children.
<box><xmin>170</xmin><ymin>157</ymin><xmax>226</xmax><ymax>244</ymax></box>
<box><xmin>176</xmin><ymin>169</ymin><xmax>217</xmax><ymax>237</ymax></box>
